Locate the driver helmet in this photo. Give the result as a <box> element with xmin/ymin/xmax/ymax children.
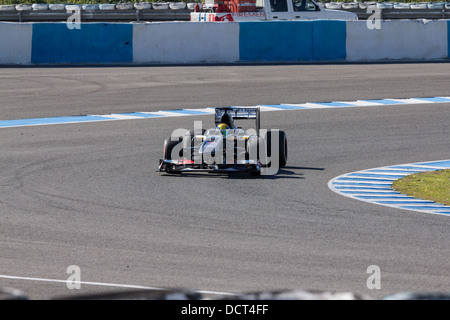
<box><xmin>217</xmin><ymin>123</ymin><xmax>230</xmax><ymax>135</ymax></box>
<box><xmin>220</xmin><ymin>113</ymin><xmax>235</xmax><ymax>129</ymax></box>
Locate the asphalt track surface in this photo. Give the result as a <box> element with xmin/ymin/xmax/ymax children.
<box><xmin>1</xmin><ymin>63</ymin><xmax>450</xmax><ymax>300</ymax></box>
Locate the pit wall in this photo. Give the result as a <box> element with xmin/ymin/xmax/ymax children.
<box><xmin>0</xmin><ymin>20</ymin><xmax>449</xmax><ymax>65</ymax></box>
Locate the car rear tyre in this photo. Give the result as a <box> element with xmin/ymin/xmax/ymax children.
<box><xmin>264</xmin><ymin>130</ymin><xmax>288</xmax><ymax>168</ymax></box>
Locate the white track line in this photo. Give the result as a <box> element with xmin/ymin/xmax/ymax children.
<box><xmin>0</xmin><ymin>274</ymin><xmax>235</xmax><ymax>296</ymax></box>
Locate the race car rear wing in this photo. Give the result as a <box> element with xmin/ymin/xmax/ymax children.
<box><xmin>215</xmin><ymin>107</ymin><xmax>260</xmax><ymax>133</ymax></box>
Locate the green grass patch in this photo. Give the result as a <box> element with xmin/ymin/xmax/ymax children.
<box><xmin>392</xmin><ymin>169</ymin><xmax>450</xmax><ymax>206</ymax></box>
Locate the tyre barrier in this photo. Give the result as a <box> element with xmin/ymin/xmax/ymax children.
<box><xmin>323</xmin><ymin>1</ymin><xmax>448</xmax><ymax>10</ymax></box>
<box><xmin>393</xmin><ymin>3</ymin><xmax>411</xmax><ymax>9</ymax></box>
<box><xmin>15</xmin><ymin>4</ymin><xmax>32</xmax><ymax>11</ymax></box>
<box><xmin>377</xmin><ymin>2</ymin><xmax>394</xmax><ymax>9</ymax></box>
<box><xmin>82</xmin><ymin>4</ymin><xmax>100</xmax><ymax>11</ymax></box>
<box><xmin>2</xmin><ymin>1</ymin><xmax>450</xmax><ymax>13</ymax></box>
<box><xmin>0</xmin><ymin>287</ymin><xmax>28</xmax><ymax>300</ymax></box>
<box><xmin>341</xmin><ymin>2</ymin><xmax>359</xmax><ymax>9</ymax></box>
<box><xmin>169</xmin><ymin>2</ymin><xmax>187</xmax><ymax>10</ymax></box>
<box><xmin>65</xmin><ymin>4</ymin><xmax>81</xmax><ymax>11</ymax></box>
<box><xmin>31</xmin><ymin>4</ymin><xmax>49</xmax><ymax>10</ymax></box>
<box><xmin>48</xmin><ymin>4</ymin><xmax>66</xmax><ymax>10</ymax></box>
<box><xmin>134</xmin><ymin>2</ymin><xmax>153</xmax><ymax>10</ymax></box>
<box><xmin>151</xmin><ymin>2</ymin><xmax>170</xmax><ymax>10</ymax></box>
<box><xmin>0</xmin><ymin>5</ymin><xmax>15</xmax><ymax>11</ymax></box>
<box><xmin>2</xmin><ymin>2</ymin><xmax>450</xmax><ymax>21</ymax></box>
<box><xmin>324</xmin><ymin>2</ymin><xmax>342</xmax><ymax>9</ymax></box>
<box><xmin>1</xmin><ymin>286</ymin><xmax>449</xmax><ymax>300</ymax></box>
<box><xmin>98</xmin><ymin>4</ymin><xmax>117</xmax><ymax>10</ymax></box>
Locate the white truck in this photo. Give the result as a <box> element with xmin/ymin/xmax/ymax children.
<box><xmin>190</xmin><ymin>0</ymin><xmax>358</xmax><ymax>22</ymax></box>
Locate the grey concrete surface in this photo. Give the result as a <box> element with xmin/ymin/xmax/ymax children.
<box><xmin>1</xmin><ymin>63</ymin><xmax>450</xmax><ymax>119</ymax></box>
<box><xmin>0</xmin><ymin>63</ymin><xmax>449</xmax><ymax>300</ymax></box>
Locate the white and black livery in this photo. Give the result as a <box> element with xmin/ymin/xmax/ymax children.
<box><xmin>157</xmin><ymin>107</ymin><xmax>287</xmax><ymax>176</ymax></box>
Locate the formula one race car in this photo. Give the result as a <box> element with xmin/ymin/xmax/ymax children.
<box><xmin>157</xmin><ymin>107</ymin><xmax>287</xmax><ymax>176</ymax></box>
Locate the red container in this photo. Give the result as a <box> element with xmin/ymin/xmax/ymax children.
<box><xmin>229</xmin><ymin>0</ymin><xmax>256</xmax><ymax>12</ymax></box>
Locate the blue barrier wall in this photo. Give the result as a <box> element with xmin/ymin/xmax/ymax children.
<box><xmin>2</xmin><ymin>20</ymin><xmax>448</xmax><ymax>65</ymax></box>
<box><xmin>239</xmin><ymin>21</ymin><xmax>313</xmax><ymax>61</ymax></box>
<box><xmin>239</xmin><ymin>20</ymin><xmax>346</xmax><ymax>62</ymax></box>
<box><xmin>312</xmin><ymin>20</ymin><xmax>346</xmax><ymax>60</ymax></box>
<box><xmin>31</xmin><ymin>23</ymin><xmax>133</xmax><ymax>64</ymax></box>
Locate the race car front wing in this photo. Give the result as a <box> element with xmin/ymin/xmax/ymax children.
<box><xmin>157</xmin><ymin>159</ymin><xmax>262</xmax><ymax>174</ymax></box>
